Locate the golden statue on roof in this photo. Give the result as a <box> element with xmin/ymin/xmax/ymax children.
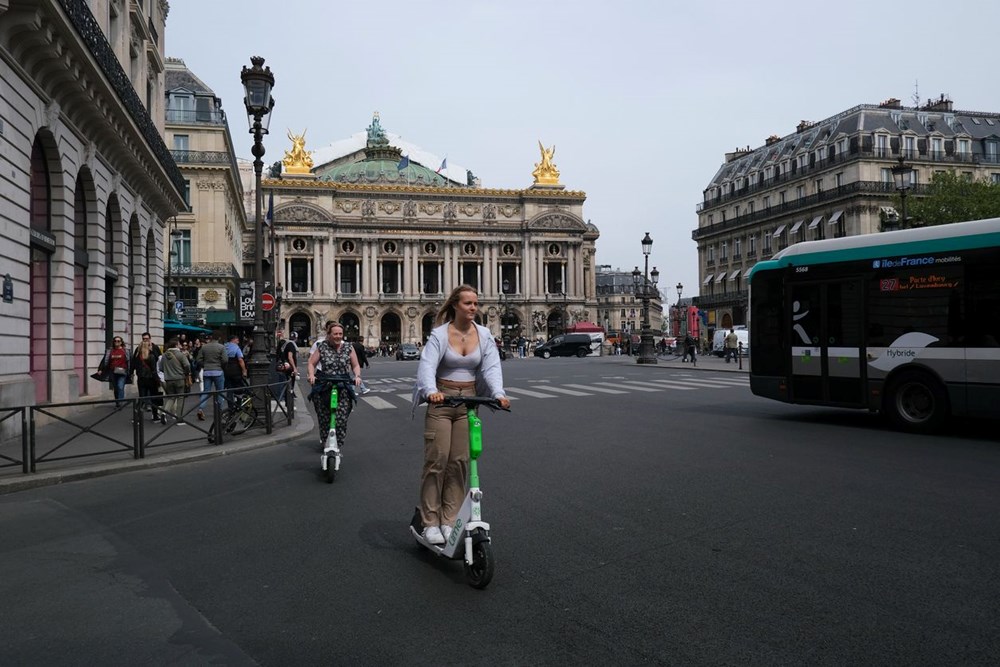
<box><xmin>532</xmin><ymin>140</ymin><xmax>561</xmax><ymax>186</ymax></box>
<box><xmin>283</xmin><ymin>129</ymin><xmax>314</xmax><ymax>175</ymax></box>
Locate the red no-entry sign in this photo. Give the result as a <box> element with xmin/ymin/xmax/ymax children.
<box><xmin>261</xmin><ymin>293</ymin><xmax>276</xmax><ymax>311</ymax></box>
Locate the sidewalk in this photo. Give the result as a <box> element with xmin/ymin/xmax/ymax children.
<box><xmin>606</xmin><ymin>351</ymin><xmax>749</xmax><ymax>373</ymax></box>
<box><xmin>0</xmin><ymin>387</ymin><xmax>315</xmax><ymax>495</ymax></box>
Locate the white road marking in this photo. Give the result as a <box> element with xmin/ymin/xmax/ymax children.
<box><xmin>533</xmin><ymin>386</ymin><xmax>592</xmax><ymax>396</ymax></box>
<box><xmin>563</xmin><ymin>384</ymin><xmax>628</xmax><ymax>394</ymax></box>
<box><xmin>596</xmin><ymin>382</ymin><xmax>662</xmax><ymax>392</ymax></box>
<box><xmin>360</xmin><ymin>396</ymin><xmax>396</xmax><ymax>410</ymax></box>
<box><xmin>505</xmin><ymin>387</ymin><xmax>558</xmax><ymax>399</ymax></box>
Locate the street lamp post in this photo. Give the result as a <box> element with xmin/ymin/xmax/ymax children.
<box><xmin>675</xmin><ymin>282</ymin><xmax>683</xmax><ymax>338</ymax></box>
<box><xmin>633</xmin><ymin>232</ymin><xmax>659</xmax><ymax>364</ymax></box>
<box><xmin>164</xmin><ymin>216</ymin><xmax>182</xmax><ymax>320</ymax></box>
<box><xmin>891</xmin><ymin>147</ymin><xmax>914</xmax><ymax>230</ymax></box>
<box><xmin>241</xmin><ymin>56</ymin><xmax>275</xmax><ymax>417</ymax></box>
<box><xmin>499</xmin><ymin>278</ymin><xmax>510</xmax><ymax>351</ymax></box>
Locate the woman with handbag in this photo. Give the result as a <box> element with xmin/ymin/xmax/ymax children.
<box><xmin>132</xmin><ymin>338</ymin><xmax>165</xmax><ymax>424</ymax></box>
<box><xmin>105</xmin><ymin>336</ymin><xmax>130</xmax><ymax>408</ymax></box>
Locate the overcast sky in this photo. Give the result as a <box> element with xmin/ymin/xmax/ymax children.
<box><xmin>166</xmin><ymin>0</ymin><xmax>1000</xmax><ymax>301</ymax></box>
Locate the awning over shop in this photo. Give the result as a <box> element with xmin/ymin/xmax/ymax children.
<box><xmin>807</xmin><ymin>215</ymin><xmax>824</xmax><ymax>230</ymax></box>
<box><xmin>788</xmin><ymin>219</ymin><xmax>805</xmax><ymax>234</ymax></box>
<box><xmin>772</xmin><ymin>224</ymin><xmax>786</xmax><ymax>237</ymax></box>
<box><xmin>702</xmin><ymin>274</ymin><xmax>714</xmax><ymax>285</ymax></box>
<box><xmin>205</xmin><ymin>309</ymin><xmax>237</xmax><ymax>326</ymax></box>
<box><xmin>163</xmin><ymin>319</ymin><xmax>213</xmax><ymax>335</ymax></box>
<box><xmin>728</xmin><ymin>269</ymin><xmax>742</xmax><ymax>281</ymax></box>
<box><xmin>714</xmin><ymin>272</ymin><xmax>727</xmax><ymax>283</ymax></box>
<box><xmin>828</xmin><ymin>209</ymin><xmax>844</xmax><ymax>225</ymax></box>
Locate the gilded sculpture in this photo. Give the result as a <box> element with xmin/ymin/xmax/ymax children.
<box><xmin>283</xmin><ymin>129</ymin><xmax>314</xmax><ymax>175</ymax></box>
<box><xmin>532</xmin><ymin>140</ymin><xmax>561</xmax><ymax>185</ymax></box>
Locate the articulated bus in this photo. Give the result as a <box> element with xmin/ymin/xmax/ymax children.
<box><xmin>747</xmin><ymin>217</ymin><xmax>1000</xmax><ymax>433</ymax></box>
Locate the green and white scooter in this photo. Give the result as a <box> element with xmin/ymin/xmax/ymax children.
<box><xmin>409</xmin><ymin>395</ymin><xmax>509</xmax><ymax>589</ymax></box>
<box><xmin>322</xmin><ymin>387</ymin><xmax>341</xmax><ymax>483</ymax></box>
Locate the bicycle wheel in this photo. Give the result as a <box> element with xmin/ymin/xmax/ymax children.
<box><xmin>228</xmin><ymin>406</ymin><xmax>257</xmax><ymax>435</ymax></box>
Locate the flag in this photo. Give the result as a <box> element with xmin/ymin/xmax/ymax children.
<box><xmin>264</xmin><ymin>192</ymin><xmax>273</xmax><ymax>227</ymax></box>
<box><xmin>397</xmin><ymin>155</ymin><xmax>409</xmax><ymax>171</ymax></box>
<box><xmin>436</xmin><ymin>157</ymin><xmax>447</xmax><ymax>174</ymax></box>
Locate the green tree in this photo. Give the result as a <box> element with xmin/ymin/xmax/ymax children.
<box><xmin>904</xmin><ymin>171</ymin><xmax>1000</xmax><ymax>226</ymax></box>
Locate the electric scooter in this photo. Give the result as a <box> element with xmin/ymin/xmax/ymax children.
<box><xmin>321</xmin><ymin>386</ymin><xmax>340</xmax><ymax>483</ymax></box>
<box><xmin>409</xmin><ymin>395</ymin><xmax>509</xmax><ymax>589</ymax></box>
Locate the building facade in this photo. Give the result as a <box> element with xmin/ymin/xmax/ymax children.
<box><xmin>249</xmin><ymin>115</ymin><xmax>600</xmax><ymax>347</ymax></box>
<box><xmin>594</xmin><ymin>265</ymin><xmax>663</xmax><ymax>339</ymax></box>
<box><xmin>163</xmin><ymin>57</ymin><xmax>246</xmax><ymax>330</ymax></box>
<box><xmin>0</xmin><ymin>0</ymin><xmax>185</xmax><ymax>408</ymax></box>
<box><xmin>694</xmin><ymin>96</ymin><xmax>1000</xmax><ymax>342</ymax></box>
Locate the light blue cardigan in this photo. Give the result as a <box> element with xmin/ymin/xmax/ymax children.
<box><xmin>411</xmin><ymin>322</ymin><xmax>506</xmax><ymax>416</ymax></box>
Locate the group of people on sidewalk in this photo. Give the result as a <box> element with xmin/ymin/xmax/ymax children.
<box><xmin>92</xmin><ymin>330</ymin><xmax>296</xmax><ymax>426</ymax></box>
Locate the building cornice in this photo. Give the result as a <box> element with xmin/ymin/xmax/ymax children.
<box><xmin>264</xmin><ymin>178</ymin><xmax>586</xmax><ymax>201</ymax></box>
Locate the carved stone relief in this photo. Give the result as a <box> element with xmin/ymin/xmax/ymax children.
<box><xmin>361</xmin><ymin>200</ymin><xmax>376</xmax><ymax>217</ymax></box>
<box><xmin>460</xmin><ymin>203</ymin><xmax>480</xmax><ymax>217</ymax></box>
<box><xmin>443</xmin><ymin>202</ymin><xmax>457</xmax><ymax>220</ymax></box>
<box><xmin>483</xmin><ymin>203</ymin><xmax>496</xmax><ymax>220</ymax></box>
<box><xmin>276</xmin><ymin>205</ymin><xmax>329</xmax><ymax>222</ymax></box>
<box><xmin>419</xmin><ymin>202</ymin><xmax>442</xmax><ymax>215</ymax></box>
<box><xmin>403</xmin><ymin>200</ymin><xmax>417</xmax><ymax>218</ymax></box>
<box><xmin>379</xmin><ymin>201</ymin><xmax>400</xmax><ymax>214</ymax></box>
<box><xmin>336</xmin><ymin>199</ymin><xmax>359</xmax><ymax>214</ymax></box>
<box><xmin>498</xmin><ymin>204</ymin><xmax>520</xmax><ymax>218</ymax></box>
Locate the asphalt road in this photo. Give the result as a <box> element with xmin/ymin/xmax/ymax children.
<box><xmin>2</xmin><ymin>356</ymin><xmax>998</xmax><ymax>665</ymax></box>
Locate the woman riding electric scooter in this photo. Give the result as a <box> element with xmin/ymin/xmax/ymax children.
<box><xmin>412</xmin><ymin>285</ymin><xmax>510</xmax><ymax>544</ymax></box>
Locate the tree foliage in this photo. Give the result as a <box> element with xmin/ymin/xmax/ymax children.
<box><xmin>904</xmin><ymin>171</ymin><xmax>1000</xmax><ymax>226</ymax></box>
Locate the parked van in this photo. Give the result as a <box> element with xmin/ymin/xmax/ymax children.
<box><xmin>712</xmin><ymin>327</ymin><xmax>749</xmax><ymax>357</ymax></box>
<box><xmin>533</xmin><ymin>333</ymin><xmax>602</xmax><ymax>359</ymax></box>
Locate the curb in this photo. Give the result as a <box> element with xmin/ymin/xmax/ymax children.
<box><xmin>0</xmin><ymin>409</ymin><xmax>315</xmax><ymax>496</ymax></box>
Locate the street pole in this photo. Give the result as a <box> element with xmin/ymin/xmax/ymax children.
<box><xmin>241</xmin><ymin>56</ymin><xmax>275</xmax><ymax>426</ymax></box>
<box><xmin>635</xmin><ymin>232</ymin><xmax>658</xmax><ymax>364</ymax></box>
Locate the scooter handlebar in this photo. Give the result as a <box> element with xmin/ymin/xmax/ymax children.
<box><xmin>437</xmin><ymin>395</ymin><xmax>511</xmax><ymax>412</ymax></box>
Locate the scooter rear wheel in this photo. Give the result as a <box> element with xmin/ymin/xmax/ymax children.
<box><xmin>463</xmin><ymin>538</ymin><xmax>494</xmax><ymax>589</ymax></box>
<box><xmin>324</xmin><ymin>455</ymin><xmax>336</xmax><ymax>483</ymax></box>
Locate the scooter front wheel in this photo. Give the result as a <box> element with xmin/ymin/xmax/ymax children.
<box><xmin>463</xmin><ymin>538</ymin><xmax>494</xmax><ymax>589</ymax></box>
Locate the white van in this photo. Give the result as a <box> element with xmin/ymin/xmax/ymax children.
<box><xmin>712</xmin><ymin>327</ymin><xmax>749</xmax><ymax>357</ymax></box>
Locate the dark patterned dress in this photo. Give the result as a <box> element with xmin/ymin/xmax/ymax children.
<box><xmin>314</xmin><ymin>340</ymin><xmax>354</xmax><ymax>447</ymax></box>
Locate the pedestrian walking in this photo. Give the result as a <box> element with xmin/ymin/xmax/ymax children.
<box><xmin>724</xmin><ymin>328</ymin><xmax>739</xmax><ymax>363</ymax></box>
<box><xmin>132</xmin><ymin>337</ymin><xmax>164</xmax><ymax>423</ymax></box>
<box><xmin>195</xmin><ymin>333</ymin><xmax>227</xmax><ymax>421</ymax></box>
<box><xmin>160</xmin><ymin>338</ymin><xmax>192</xmax><ymax>424</ymax></box>
<box><xmin>99</xmin><ymin>336</ymin><xmax>130</xmax><ymax>408</ymax></box>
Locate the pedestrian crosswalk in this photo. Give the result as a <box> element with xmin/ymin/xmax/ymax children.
<box><xmin>353</xmin><ymin>375</ymin><xmax>749</xmax><ymax>410</ymax></box>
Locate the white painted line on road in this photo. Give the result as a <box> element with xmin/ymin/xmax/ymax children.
<box><xmin>618</xmin><ymin>381</ymin><xmax>696</xmax><ymax>391</ymax></box>
<box><xmin>596</xmin><ymin>382</ymin><xmax>662</xmax><ymax>392</ymax></box>
<box><xmin>396</xmin><ymin>393</ymin><xmax>413</xmax><ymax>400</ymax></box>
<box><xmin>505</xmin><ymin>386</ymin><xmax>558</xmax><ymax>398</ymax></box>
<box><xmin>361</xmin><ymin>396</ymin><xmax>397</xmax><ymax>410</ymax></box>
<box><xmin>534</xmin><ymin>386</ymin><xmax>592</xmax><ymax>396</ymax></box>
<box><xmin>563</xmin><ymin>384</ymin><xmax>628</xmax><ymax>394</ymax></box>
<box><xmin>658</xmin><ymin>379</ymin><xmax>743</xmax><ymax>388</ymax></box>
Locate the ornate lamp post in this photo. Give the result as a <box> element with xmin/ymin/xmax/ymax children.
<box><xmin>633</xmin><ymin>232</ymin><xmax>658</xmax><ymax>364</ymax></box>
<box><xmin>241</xmin><ymin>56</ymin><xmax>275</xmax><ymax>410</ymax></box>
<box><xmin>164</xmin><ymin>217</ymin><xmax>182</xmax><ymax>319</ymax></box>
<box><xmin>499</xmin><ymin>278</ymin><xmax>510</xmax><ymax>350</ymax></box>
<box><xmin>675</xmin><ymin>282</ymin><xmax>683</xmax><ymax>338</ymax></box>
<box><xmin>890</xmin><ymin>151</ymin><xmax>914</xmax><ymax>230</ymax></box>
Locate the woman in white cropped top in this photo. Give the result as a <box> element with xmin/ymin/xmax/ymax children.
<box><xmin>412</xmin><ymin>285</ymin><xmax>510</xmax><ymax>545</ymax></box>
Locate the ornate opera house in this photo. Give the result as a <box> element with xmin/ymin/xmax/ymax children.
<box><xmin>259</xmin><ymin>114</ymin><xmax>600</xmax><ymax>346</ymax></box>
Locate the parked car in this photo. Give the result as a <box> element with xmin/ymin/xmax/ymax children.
<box><xmin>533</xmin><ymin>333</ymin><xmax>601</xmax><ymax>359</ymax></box>
<box><xmin>396</xmin><ymin>343</ymin><xmax>420</xmax><ymax>360</ymax></box>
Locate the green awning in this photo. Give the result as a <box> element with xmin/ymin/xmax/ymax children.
<box><xmin>205</xmin><ymin>310</ymin><xmax>237</xmax><ymax>325</ymax></box>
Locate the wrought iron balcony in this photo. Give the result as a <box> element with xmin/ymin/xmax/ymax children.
<box><xmin>167</xmin><ymin>262</ymin><xmax>240</xmax><ymax>278</ymax></box>
<box><xmin>59</xmin><ymin>0</ymin><xmax>185</xmax><ymax>197</ymax></box>
<box><xmin>171</xmin><ymin>150</ymin><xmax>234</xmax><ymax>165</ymax></box>
<box><xmin>166</xmin><ymin>109</ymin><xmax>226</xmax><ymax>125</ymax></box>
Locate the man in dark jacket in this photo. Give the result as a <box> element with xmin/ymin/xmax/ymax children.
<box><xmin>351</xmin><ymin>340</ymin><xmax>371</xmax><ymax>394</ymax></box>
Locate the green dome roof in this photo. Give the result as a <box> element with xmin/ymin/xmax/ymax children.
<box><xmin>318</xmin><ymin>159</ymin><xmax>448</xmax><ymax>187</ymax></box>
<box><xmin>316</xmin><ymin>113</ymin><xmax>449</xmax><ymax>187</ymax></box>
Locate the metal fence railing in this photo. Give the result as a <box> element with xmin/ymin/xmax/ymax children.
<box><xmin>0</xmin><ymin>377</ymin><xmax>297</xmax><ymax>476</ymax></box>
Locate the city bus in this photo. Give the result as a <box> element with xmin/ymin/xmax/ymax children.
<box><xmin>746</xmin><ymin>217</ymin><xmax>1000</xmax><ymax>433</ymax></box>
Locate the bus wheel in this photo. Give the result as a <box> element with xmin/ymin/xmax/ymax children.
<box><xmin>884</xmin><ymin>371</ymin><xmax>949</xmax><ymax>433</ymax></box>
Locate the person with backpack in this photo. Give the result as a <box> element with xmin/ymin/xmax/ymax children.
<box><xmin>132</xmin><ymin>336</ymin><xmax>164</xmax><ymax>423</ymax></box>
<box><xmin>274</xmin><ymin>333</ymin><xmax>298</xmax><ymax>402</ymax></box>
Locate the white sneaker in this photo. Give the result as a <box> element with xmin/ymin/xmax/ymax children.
<box><xmin>423</xmin><ymin>526</ymin><xmax>445</xmax><ymax>545</ymax></box>
<box><xmin>441</xmin><ymin>525</ymin><xmax>453</xmax><ymax>543</ymax></box>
